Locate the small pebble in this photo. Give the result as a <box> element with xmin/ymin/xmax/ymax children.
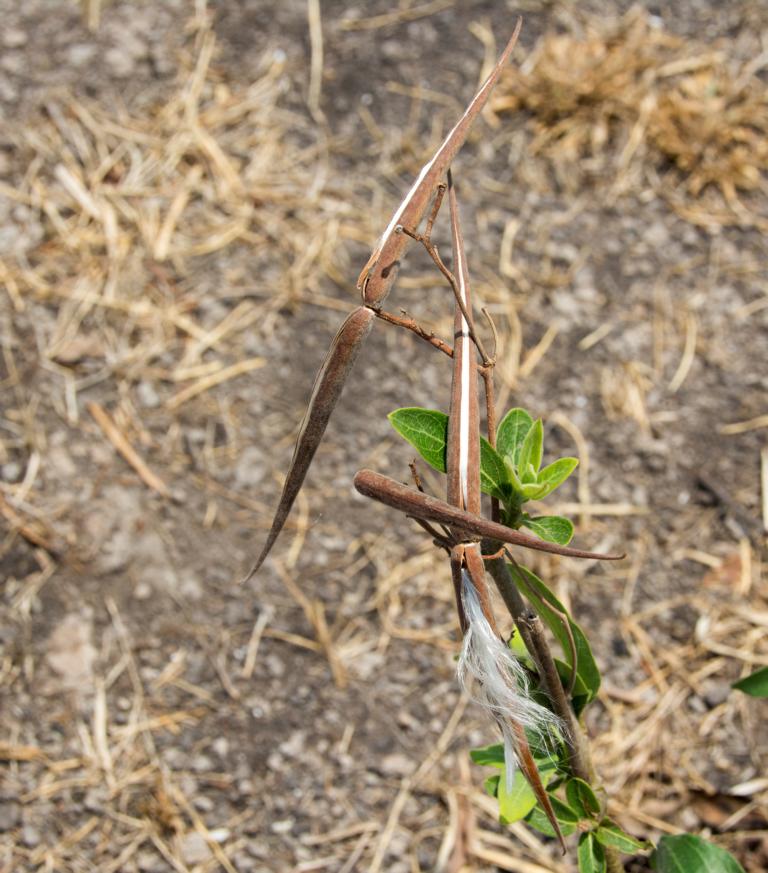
<box><xmin>180</xmin><ymin>832</ymin><xmax>211</xmax><ymax>865</ymax></box>
<box><xmin>270</xmin><ymin>818</ymin><xmax>294</xmax><ymax>834</ymax></box>
<box><xmin>2</xmin><ymin>28</ymin><xmax>27</xmax><ymax>48</ymax></box>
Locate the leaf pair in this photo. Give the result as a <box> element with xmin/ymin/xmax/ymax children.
<box><xmin>510</xmin><ymin>565</ymin><xmax>601</xmax><ymax>708</ymax></box>
<box><xmin>388</xmin><ymin>407</ymin><xmax>577</xmax><ymax>544</ymax></box>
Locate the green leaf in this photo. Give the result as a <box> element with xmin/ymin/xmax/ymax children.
<box><xmin>471</xmin><ymin>742</ymin><xmax>561</xmax><ymax>825</ymax></box>
<box><xmin>496</xmin><ymin>408</ymin><xmax>533</xmax><ymax>465</ymax></box>
<box><xmin>508</xmin><ymin>629</ymin><xmax>530</xmax><ymax>659</ymax></box>
<box><xmin>469</xmin><ymin>743</ymin><xmax>506</xmax><ymax>768</ymax></box>
<box><xmin>537</xmin><ymin>457</ymin><xmax>579</xmax><ymax>497</ymax></box>
<box><xmin>498</xmin><ymin>758</ymin><xmax>559</xmax><ymax>824</ymax></box>
<box><xmin>388</xmin><ymin>408</ymin><xmax>514</xmax><ymax>502</ymax></box>
<box><xmin>595</xmin><ymin>821</ymin><xmax>650</xmax><ymax>854</ymax></box>
<box><xmin>651</xmin><ymin>835</ymin><xmax>745</xmax><ymax>873</ymax></box>
<box><xmin>524</xmin><ymin>794</ymin><xmax>579</xmax><ymax>837</ymax></box>
<box><xmin>511</xmin><ymin>566</ymin><xmax>601</xmax><ymax>700</ymax></box>
<box><xmin>388</xmin><ymin>408</ymin><xmax>448</xmax><ymax>473</ymax></box>
<box><xmin>731</xmin><ymin>666</ymin><xmax>768</xmax><ymax>697</ymax></box>
<box><xmin>520</xmin><ymin>482</ymin><xmax>550</xmax><ymax>501</ymax></box>
<box><xmin>480</xmin><ymin>440</ymin><xmax>515</xmax><ymax>502</ymax></box>
<box><xmin>553</xmin><ymin>658</ymin><xmax>591</xmax><ymax>715</ymax></box>
<box><xmin>518</xmin><ymin>419</ymin><xmax>544</xmax><ymax>475</ymax></box>
<box><xmin>578</xmin><ymin>833</ymin><xmax>607</xmax><ymax>873</ymax></box>
<box><xmin>565</xmin><ymin>778</ymin><xmax>601</xmax><ymax>819</ymax></box>
<box><xmin>522</xmin><ymin>515</ymin><xmax>575</xmax><ymax>545</ymax></box>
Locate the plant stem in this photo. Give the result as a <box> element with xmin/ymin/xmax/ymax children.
<box><xmin>481</xmin><ymin>365</ymin><xmax>501</xmax><ymax>524</ymax></box>
<box><xmin>483</xmin><ymin>551</ymin><xmax>590</xmax><ymax>778</ymax></box>
<box><xmin>482</xmin><ymin>549</ymin><xmax>623</xmax><ymax>873</ymax></box>
<box><xmin>398</xmin><ymin>224</ymin><xmax>493</xmax><ymax>366</ymax></box>
<box><xmin>523</xmin><ymin>611</ymin><xmax>593</xmax><ymax>781</ymax></box>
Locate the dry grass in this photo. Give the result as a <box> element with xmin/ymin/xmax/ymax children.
<box><xmin>493</xmin><ymin>8</ymin><xmax>768</xmax><ymax>227</ymax></box>
<box><xmin>0</xmin><ymin>11</ymin><xmax>378</xmax><ymax>871</ymax></box>
<box><xmin>0</xmin><ymin>11</ymin><xmax>365</xmax><ymax>447</ymax></box>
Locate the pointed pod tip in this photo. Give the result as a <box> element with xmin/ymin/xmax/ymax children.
<box><xmin>594</xmin><ymin>550</ymin><xmax>627</xmax><ymax>561</ymax></box>
<box><xmin>505</xmin><ymin>17</ymin><xmax>523</xmax><ymax>54</ymax></box>
<box><xmin>240</xmin><ymin>551</ymin><xmax>267</xmax><ymax>585</ymax></box>
<box><xmin>241</xmin><ymin>526</ymin><xmax>285</xmax><ymax>584</ymax></box>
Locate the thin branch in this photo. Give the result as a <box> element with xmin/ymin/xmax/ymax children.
<box><xmin>409</xmin><ymin>460</ymin><xmax>453</xmax><ymax>543</ymax></box>
<box><xmin>481</xmin><ymin>307</ymin><xmax>499</xmax><ymax>364</ymax></box>
<box><xmin>373</xmin><ymin>307</ymin><xmax>453</xmax><ymax>357</ymax></box>
<box><xmin>424</xmin><ymin>182</ymin><xmax>447</xmax><ymax>241</ymax></box>
<box><xmin>409</xmin><ymin>460</ymin><xmax>426</xmax><ymax>492</ymax></box>
<box><xmin>408</xmin><ymin>515</ymin><xmax>452</xmax><ymax>550</ymax></box>
<box><xmin>397</xmin><ymin>224</ymin><xmax>493</xmax><ymax>366</ymax></box>
<box><xmin>480</xmin><ymin>363</ymin><xmax>500</xmax><ymax>523</ymax></box>
<box><xmin>523</xmin><ymin>611</ymin><xmax>593</xmax><ymax>779</ymax></box>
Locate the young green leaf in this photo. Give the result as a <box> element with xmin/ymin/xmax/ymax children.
<box><xmin>731</xmin><ymin>666</ymin><xmax>768</xmax><ymax>697</ymax></box>
<box><xmin>508</xmin><ymin>629</ymin><xmax>530</xmax><ymax>659</ymax></box>
<box><xmin>480</xmin><ymin>440</ymin><xmax>516</xmax><ymax>501</ymax></box>
<box><xmin>511</xmin><ymin>566</ymin><xmax>601</xmax><ymax>700</ymax></box>
<box><xmin>578</xmin><ymin>832</ymin><xmax>607</xmax><ymax>873</ymax></box>
<box><xmin>537</xmin><ymin>457</ymin><xmax>579</xmax><ymax>497</ymax></box>
<box><xmin>565</xmin><ymin>778</ymin><xmax>601</xmax><ymax>819</ymax></box>
<box><xmin>520</xmin><ymin>482</ymin><xmax>549</xmax><ymax>501</ymax></box>
<box><xmin>496</xmin><ymin>408</ymin><xmax>533</xmax><ymax>465</ymax></box>
<box><xmin>524</xmin><ymin>794</ymin><xmax>579</xmax><ymax>837</ymax></box>
<box><xmin>388</xmin><ymin>408</ymin><xmax>448</xmax><ymax>473</ymax></box>
<box><xmin>469</xmin><ymin>743</ymin><xmax>506</xmax><ymax>768</ymax></box>
<box><xmin>518</xmin><ymin>418</ymin><xmax>544</xmax><ymax>475</ymax></box>
<box><xmin>651</xmin><ymin>835</ymin><xmax>745</xmax><ymax>873</ymax></box>
<box><xmin>483</xmin><ymin>773</ymin><xmax>500</xmax><ymax>798</ymax></box>
<box><xmin>595</xmin><ymin>821</ymin><xmax>650</xmax><ymax>854</ymax></box>
<box><xmin>522</xmin><ymin>515</ymin><xmax>575</xmax><ymax>545</ymax></box>
<box><xmin>498</xmin><ymin>757</ymin><xmax>559</xmax><ymax>824</ymax></box>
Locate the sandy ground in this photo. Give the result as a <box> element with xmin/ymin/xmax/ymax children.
<box><xmin>1</xmin><ymin>1</ymin><xmax>767</xmax><ymax>871</ymax></box>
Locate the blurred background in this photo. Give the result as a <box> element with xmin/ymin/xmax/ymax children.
<box><xmin>1</xmin><ymin>1</ymin><xmax>767</xmax><ymax>870</ymax></box>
